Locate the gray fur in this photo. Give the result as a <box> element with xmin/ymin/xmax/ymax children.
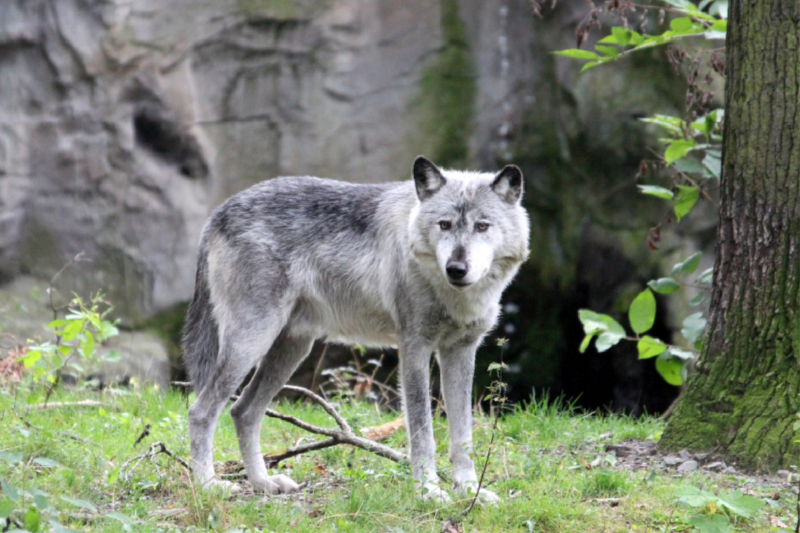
<box><xmin>182</xmin><ymin>156</ymin><xmax>530</xmax><ymax>502</ymax></box>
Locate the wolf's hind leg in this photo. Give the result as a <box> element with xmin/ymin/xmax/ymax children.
<box><xmin>231</xmin><ymin>331</ymin><xmax>314</xmax><ymax>494</ymax></box>
<box><xmin>188</xmin><ymin>324</ymin><xmax>284</xmax><ymax>491</ymax></box>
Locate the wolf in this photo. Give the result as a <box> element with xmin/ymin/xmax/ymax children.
<box><xmin>182</xmin><ymin>156</ymin><xmax>530</xmax><ymax>503</ymax></box>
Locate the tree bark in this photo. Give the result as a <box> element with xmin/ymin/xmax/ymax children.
<box><xmin>660</xmin><ymin>1</ymin><xmax>800</xmax><ymax>470</ymax></box>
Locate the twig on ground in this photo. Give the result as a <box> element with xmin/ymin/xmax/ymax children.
<box><xmin>120</xmin><ymin>441</ymin><xmax>191</xmax><ymax>481</ymax></box>
<box><xmin>265</xmin><ymin>385</ymin><xmax>407</xmax><ymax>466</ymax></box>
<box><xmin>36</xmin><ymin>400</ymin><xmax>106</xmax><ymax>409</ymax></box>
<box><xmin>172</xmin><ymin>381</ymin><xmax>408</xmax><ymax>468</ymax></box>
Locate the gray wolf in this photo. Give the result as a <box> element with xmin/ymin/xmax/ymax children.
<box><xmin>182</xmin><ymin>156</ymin><xmax>530</xmax><ymax>503</ymax></box>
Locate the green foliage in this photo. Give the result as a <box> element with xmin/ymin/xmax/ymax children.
<box><xmin>673</xmin><ymin>486</ymin><xmax>765</xmax><ymax>533</ymax></box>
<box><xmin>579</xmin><ymin>251</ymin><xmax>712</xmax><ymax>385</ymax></box>
<box><xmin>555</xmin><ymin>2</ymin><xmax>727</xmax><ymax>71</ymax></box>
<box><xmin>18</xmin><ymin>292</ymin><xmax>120</xmax><ymax>398</ymax></box>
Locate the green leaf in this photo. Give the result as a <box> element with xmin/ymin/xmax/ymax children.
<box><xmin>637</xmin><ymin>336</ymin><xmax>667</xmax><ymax>359</ymax></box>
<box><xmin>595</xmin><ymin>45</ymin><xmax>619</xmax><ymax>57</ymax></box>
<box><xmin>103</xmin><ymin>351</ymin><xmax>121</xmax><ymax>363</ymax></box>
<box><xmin>674</xmin><ymin>185</ymin><xmax>700</xmax><ymax>221</ymax></box>
<box><xmin>656</xmin><ymin>352</ymin><xmax>685</xmax><ymax>385</ymax></box>
<box><xmin>697</xmin><ymin>267</ymin><xmax>714</xmax><ymax>284</ymax></box>
<box><xmin>105</xmin><ymin>512</ymin><xmax>132</xmax><ymax>525</ymax></box>
<box><xmin>611</xmin><ymin>27</ymin><xmax>631</xmax><ymax>46</ymax></box>
<box><xmin>595</xmin><ymin>331</ymin><xmax>624</xmax><ymax>353</ymax></box>
<box><xmin>46</xmin><ymin>319</ymin><xmax>68</xmax><ymax>329</ymax></box>
<box><xmin>703</xmin><ymin>152</ymin><xmax>722</xmax><ymax>178</ymax></box>
<box><xmin>673</xmin><ymin>158</ymin><xmax>705</xmax><ymax>175</ymax></box>
<box><xmin>0</xmin><ymin>478</ymin><xmax>19</xmax><ymax>503</ymax></box>
<box><xmin>580</xmin><ymin>61</ymin><xmax>600</xmax><ymax>72</ymax></box>
<box><xmin>688</xmin><ymin>513</ymin><xmax>732</xmax><ymax>533</ymax></box>
<box><xmin>682</xmin><ymin>312</ymin><xmax>707</xmax><ymax>344</ymax></box>
<box><xmin>598</xmin><ymin>34</ymin><xmax>618</xmax><ymax>44</ymax></box>
<box><xmin>0</xmin><ymin>498</ymin><xmax>14</xmax><ymax>518</ymax></box>
<box><xmin>637</xmin><ymin>185</ymin><xmax>674</xmax><ymax>200</ymax></box>
<box><xmin>23</xmin><ymin>506</ymin><xmax>40</xmax><ymax>533</ymax></box>
<box><xmin>648</xmin><ymin>278</ymin><xmax>681</xmax><ymax>295</ymax></box>
<box><xmin>31</xmin><ymin>490</ymin><xmax>48</xmax><ymax>511</ymax></box>
<box><xmin>667</xmin><ymin>346</ymin><xmax>695</xmax><ymax>361</ymax></box>
<box><xmin>57</xmin><ymin>345</ymin><xmax>71</xmax><ymax>356</ymax></box>
<box><xmin>716</xmin><ymin>489</ymin><xmax>765</xmax><ymax>518</ymax></box>
<box><xmin>0</xmin><ymin>452</ymin><xmax>23</xmax><ymax>466</ymax></box>
<box><xmin>689</xmin><ymin>292</ymin><xmax>706</xmax><ymax>307</ymax></box>
<box><xmin>17</xmin><ymin>350</ymin><xmax>41</xmax><ymax>370</ymax></box>
<box><xmin>61</xmin><ymin>320</ymin><xmax>83</xmax><ymax>342</ymax></box>
<box><xmin>670</xmin><ymin>17</ymin><xmax>694</xmax><ymax>32</ymax></box>
<box><xmin>629</xmin><ymin>289</ymin><xmax>656</xmax><ymax>335</ymax></box>
<box><xmin>710</xmin><ymin>19</ymin><xmax>727</xmax><ymax>32</ymax></box>
<box><xmin>664</xmin><ymin>139</ymin><xmax>696</xmax><ymax>164</ymax></box>
<box><xmin>554</xmin><ymin>49</ymin><xmax>600</xmax><ymax>60</ymax></box>
<box><xmin>672</xmin><ymin>252</ymin><xmax>703</xmax><ymax>276</ymax></box>
<box><xmin>80</xmin><ymin>331</ymin><xmax>95</xmax><ymax>358</ymax></box>
<box><xmin>60</xmin><ymin>497</ymin><xmax>97</xmax><ymax>514</ymax></box>
<box><xmin>31</xmin><ymin>458</ymin><xmax>59</xmax><ymax>468</ymax></box>
<box><xmin>640</xmin><ymin>114</ymin><xmax>683</xmax><ymax>133</ymax></box>
<box><xmin>487</xmin><ymin>362</ymin><xmax>504</xmax><ymax>372</ymax></box>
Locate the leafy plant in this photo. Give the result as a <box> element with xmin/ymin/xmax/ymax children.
<box><xmin>673</xmin><ymin>485</ymin><xmax>765</xmax><ymax>533</ymax></box>
<box><xmin>17</xmin><ymin>292</ymin><xmax>120</xmax><ymax>402</ymax></box>
<box><xmin>579</xmin><ymin>251</ymin><xmax>710</xmax><ymax>385</ymax></box>
<box><xmin>559</xmin><ymin>0</ymin><xmax>726</xmax><ymax>386</ymax></box>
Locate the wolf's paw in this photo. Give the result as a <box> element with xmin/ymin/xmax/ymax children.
<box><xmin>455</xmin><ymin>482</ymin><xmax>501</xmax><ymax>506</ymax></box>
<box><xmin>419</xmin><ymin>482</ymin><xmax>453</xmax><ymax>504</ymax></box>
<box><xmin>251</xmin><ymin>474</ymin><xmax>300</xmax><ymax>495</ymax></box>
<box><xmin>200</xmin><ymin>478</ymin><xmax>241</xmax><ymax>495</ymax></box>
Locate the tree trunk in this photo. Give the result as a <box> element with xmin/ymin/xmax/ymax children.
<box><xmin>659</xmin><ymin>1</ymin><xmax>800</xmax><ymax>470</ymax></box>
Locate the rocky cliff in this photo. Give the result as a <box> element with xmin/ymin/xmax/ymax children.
<box><xmin>0</xmin><ymin>0</ymin><xmax>702</xmax><ymax>412</ymax></box>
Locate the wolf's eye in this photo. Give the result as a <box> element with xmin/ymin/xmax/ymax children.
<box><xmin>475</xmin><ymin>222</ymin><xmax>489</xmax><ymax>232</ymax></box>
<box><xmin>439</xmin><ymin>221</ymin><xmax>452</xmax><ymax>230</ymax></box>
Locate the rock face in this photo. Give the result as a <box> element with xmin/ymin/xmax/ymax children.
<box><xmin>0</xmin><ymin>0</ymin><xmax>703</xmax><ymax>412</ymax></box>
<box><xmin>0</xmin><ymin>0</ymin><xmax>540</xmax><ymax>321</ymax></box>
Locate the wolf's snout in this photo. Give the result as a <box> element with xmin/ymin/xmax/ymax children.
<box><xmin>446</xmin><ymin>261</ymin><xmax>468</xmax><ymax>281</ymax></box>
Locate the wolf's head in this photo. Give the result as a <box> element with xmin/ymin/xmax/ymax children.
<box><xmin>409</xmin><ymin>156</ymin><xmax>530</xmax><ymax>290</ymax></box>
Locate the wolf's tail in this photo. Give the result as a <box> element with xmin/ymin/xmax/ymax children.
<box><xmin>182</xmin><ymin>242</ymin><xmax>219</xmax><ymax>395</ymax></box>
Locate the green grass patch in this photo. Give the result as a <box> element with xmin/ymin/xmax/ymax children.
<box><xmin>0</xmin><ymin>387</ymin><xmax>786</xmax><ymax>532</ymax></box>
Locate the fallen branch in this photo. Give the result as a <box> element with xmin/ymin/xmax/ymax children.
<box><xmin>36</xmin><ymin>400</ymin><xmax>106</xmax><ymax>409</ymax></box>
<box><xmin>120</xmin><ymin>441</ymin><xmax>191</xmax><ymax>481</ymax></box>
<box><xmin>265</xmin><ymin>385</ymin><xmax>407</xmax><ymax>466</ymax></box>
<box><xmin>171</xmin><ymin>381</ymin><xmax>408</xmax><ymax>468</ymax></box>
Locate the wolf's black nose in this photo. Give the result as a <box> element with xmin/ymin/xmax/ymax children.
<box><xmin>446</xmin><ymin>262</ymin><xmax>468</xmax><ymax>280</ymax></box>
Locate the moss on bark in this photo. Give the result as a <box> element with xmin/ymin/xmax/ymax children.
<box><xmin>660</xmin><ymin>0</ymin><xmax>800</xmax><ymax>470</ymax></box>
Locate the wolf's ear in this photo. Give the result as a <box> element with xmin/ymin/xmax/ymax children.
<box><xmin>491</xmin><ymin>165</ymin><xmax>523</xmax><ymax>204</ymax></box>
<box><xmin>413</xmin><ymin>156</ymin><xmax>446</xmax><ymax>201</ymax></box>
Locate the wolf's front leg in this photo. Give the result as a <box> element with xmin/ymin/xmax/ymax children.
<box><xmin>439</xmin><ymin>340</ymin><xmax>500</xmax><ymax>505</ymax></box>
<box><xmin>399</xmin><ymin>341</ymin><xmax>451</xmax><ymax>503</ymax></box>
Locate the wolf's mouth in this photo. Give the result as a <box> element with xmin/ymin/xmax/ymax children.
<box><xmin>449</xmin><ymin>280</ymin><xmax>472</xmax><ymax>289</ymax></box>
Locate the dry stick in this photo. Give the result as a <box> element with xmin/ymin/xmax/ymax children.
<box><xmin>36</xmin><ymin>400</ymin><xmax>106</xmax><ymax>409</ymax></box>
<box><xmin>171</xmin><ymin>381</ymin><xmax>408</xmax><ymax>467</ymax></box>
<box><xmin>120</xmin><ymin>441</ymin><xmax>192</xmax><ymax>481</ymax></box>
<box><xmin>310</xmin><ymin>343</ymin><xmax>330</xmax><ymax>393</ymax></box>
<box><xmin>265</xmin><ymin>385</ymin><xmax>407</xmax><ymax>465</ymax></box>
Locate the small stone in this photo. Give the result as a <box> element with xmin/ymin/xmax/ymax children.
<box><xmin>695</xmin><ymin>453</ymin><xmax>710</xmax><ymax>461</ymax></box>
<box><xmin>777</xmin><ymin>470</ymin><xmax>791</xmax><ymax>478</ymax></box>
<box><xmin>663</xmin><ymin>456</ymin><xmax>683</xmax><ymax>466</ymax></box>
<box><xmin>724</xmin><ymin>466</ymin><xmax>737</xmax><ymax>474</ymax></box>
<box><xmin>678</xmin><ymin>449</ymin><xmax>693</xmax><ymax>461</ymax></box>
<box><xmin>639</xmin><ymin>441</ymin><xmax>657</xmax><ymax>449</ymax></box>
<box><xmin>704</xmin><ymin>461</ymin><xmax>726</xmax><ymax>471</ymax></box>
<box><xmin>677</xmin><ymin>460</ymin><xmax>699</xmax><ymax>473</ymax></box>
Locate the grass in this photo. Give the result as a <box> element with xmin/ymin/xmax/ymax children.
<box><xmin>0</xmin><ymin>386</ymin><xmax>791</xmax><ymax>532</ymax></box>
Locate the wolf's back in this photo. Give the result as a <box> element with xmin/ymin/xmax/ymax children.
<box><xmin>182</xmin><ymin>240</ymin><xmax>219</xmax><ymax>394</ymax></box>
